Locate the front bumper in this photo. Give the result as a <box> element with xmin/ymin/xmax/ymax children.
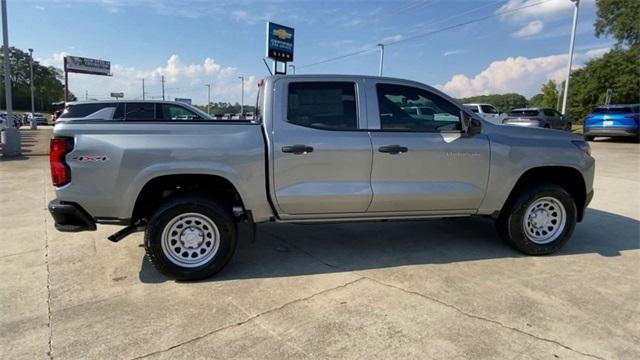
<box><xmin>584</xmin><ymin>127</ymin><xmax>638</xmax><ymax>137</ymax></box>
<box><xmin>48</xmin><ymin>200</ymin><xmax>97</xmax><ymax>232</ymax></box>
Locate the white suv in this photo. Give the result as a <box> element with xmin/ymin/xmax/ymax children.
<box><xmin>464</xmin><ymin>103</ymin><xmax>502</xmax><ymax>124</ymax></box>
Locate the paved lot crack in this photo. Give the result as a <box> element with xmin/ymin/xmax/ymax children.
<box><xmin>43</xmin><ymin>177</ymin><xmax>54</xmax><ymax>359</ymax></box>
<box><xmin>265</xmin><ymin>229</ymin><xmax>605</xmax><ymax>360</ymax></box>
<box><xmin>130</xmin><ymin>277</ymin><xmax>365</xmax><ymax>359</ymax></box>
<box><xmin>0</xmin><ymin>248</ymin><xmax>41</xmax><ymax>260</ymax></box>
<box><xmin>362</xmin><ymin>276</ymin><xmax>605</xmax><ymax>360</ymax></box>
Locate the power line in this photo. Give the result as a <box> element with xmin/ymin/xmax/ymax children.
<box><xmin>299</xmin><ymin>0</ymin><xmax>553</xmax><ymax>70</ymax></box>
<box><xmin>385</xmin><ymin>0</ymin><xmax>553</xmax><ymax>46</ymax></box>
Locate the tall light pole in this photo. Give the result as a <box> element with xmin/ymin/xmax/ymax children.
<box><xmin>1</xmin><ymin>0</ymin><xmax>21</xmax><ymax>157</ymax></box>
<box><xmin>238</xmin><ymin>76</ymin><xmax>244</xmax><ymax>116</ymax></box>
<box><xmin>205</xmin><ymin>84</ymin><xmax>211</xmax><ymax>115</ymax></box>
<box><xmin>141</xmin><ymin>78</ymin><xmax>145</xmax><ymax>100</ymax></box>
<box><xmin>561</xmin><ymin>0</ymin><xmax>579</xmax><ymax>115</ymax></box>
<box><xmin>377</xmin><ymin>43</ymin><xmax>385</xmax><ymax>76</ymax></box>
<box><xmin>28</xmin><ymin>48</ymin><xmax>36</xmax><ymax>129</ymax></box>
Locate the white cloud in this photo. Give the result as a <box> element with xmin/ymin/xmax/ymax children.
<box><xmin>512</xmin><ymin>20</ymin><xmax>544</xmax><ymax>38</ymax></box>
<box><xmin>443</xmin><ymin>49</ymin><xmax>468</xmax><ymax>57</ymax></box>
<box><xmin>34</xmin><ymin>5</ymin><xmax>45</xmax><ymax>11</ymax></box>
<box><xmin>36</xmin><ymin>53</ymin><xmax>256</xmax><ymax>105</ymax></box>
<box><xmin>381</xmin><ymin>34</ymin><xmax>403</xmax><ymax>43</ymax></box>
<box><xmin>438</xmin><ymin>47</ymin><xmax>610</xmax><ymax>98</ymax></box>
<box><xmin>497</xmin><ymin>0</ymin><xmax>593</xmax><ymax>23</ymax></box>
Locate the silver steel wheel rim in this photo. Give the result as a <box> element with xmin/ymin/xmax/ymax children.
<box><xmin>161</xmin><ymin>213</ymin><xmax>220</xmax><ymax>268</ymax></box>
<box><xmin>523</xmin><ymin>197</ymin><xmax>566</xmax><ymax>245</ymax></box>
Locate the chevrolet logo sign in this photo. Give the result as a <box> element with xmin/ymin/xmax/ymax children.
<box><xmin>273</xmin><ymin>29</ymin><xmax>292</xmax><ymax>40</ymax></box>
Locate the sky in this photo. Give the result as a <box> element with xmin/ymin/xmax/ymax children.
<box><xmin>9</xmin><ymin>0</ymin><xmax>615</xmax><ymax>105</ymax></box>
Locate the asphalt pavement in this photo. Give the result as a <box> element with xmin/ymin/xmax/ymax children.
<box><xmin>1</xmin><ymin>129</ymin><xmax>638</xmax><ymax>359</ymax></box>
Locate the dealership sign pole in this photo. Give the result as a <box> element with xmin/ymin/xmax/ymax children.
<box><xmin>266</xmin><ymin>22</ymin><xmax>294</xmax><ymax>75</ymax></box>
<box><xmin>64</xmin><ymin>55</ymin><xmax>111</xmax><ymax>102</ymax></box>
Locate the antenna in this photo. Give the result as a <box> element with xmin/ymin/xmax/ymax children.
<box><xmin>262</xmin><ymin>58</ymin><xmax>273</xmax><ymax>76</ymax></box>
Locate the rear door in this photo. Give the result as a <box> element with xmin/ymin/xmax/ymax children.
<box><xmin>366</xmin><ymin>82</ymin><xmax>490</xmax><ymax>213</ymax></box>
<box><xmin>270</xmin><ymin>78</ymin><xmax>373</xmax><ymax>216</ymax></box>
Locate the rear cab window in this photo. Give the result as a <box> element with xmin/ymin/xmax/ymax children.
<box><xmin>593</xmin><ymin>106</ymin><xmax>635</xmax><ymax>114</ymax></box>
<box><xmin>287</xmin><ymin>82</ymin><xmax>358</xmax><ymax>130</ymax></box>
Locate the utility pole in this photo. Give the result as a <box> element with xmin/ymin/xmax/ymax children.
<box><xmin>238</xmin><ymin>76</ymin><xmax>244</xmax><ymax>116</ymax></box>
<box><xmin>288</xmin><ymin>64</ymin><xmax>295</xmax><ymax>74</ymax></box>
<box><xmin>141</xmin><ymin>78</ymin><xmax>145</xmax><ymax>100</ymax></box>
<box><xmin>377</xmin><ymin>43</ymin><xmax>385</xmax><ymax>76</ymax></box>
<box><xmin>85</xmin><ymin>90</ymin><xmax>88</xmax><ymax>100</ymax></box>
<box><xmin>561</xmin><ymin>0</ymin><xmax>579</xmax><ymax>115</ymax></box>
<box><xmin>1</xmin><ymin>0</ymin><xmax>21</xmax><ymax>157</ymax></box>
<box><xmin>28</xmin><ymin>48</ymin><xmax>36</xmax><ymax>129</ymax></box>
<box><xmin>161</xmin><ymin>75</ymin><xmax>165</xmax><ymax>101</ymax></box>
<box><xmin>556</xmin><ymin>82</ymin><xmax>562</xmax><ymax>111</ymax></box>
<box><xmin>205</xmin><ymin>84</ymin><xmax>211</xmax><ymax>114</ymax></box>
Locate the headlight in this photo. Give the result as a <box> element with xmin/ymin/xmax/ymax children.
<box><xmin>572</xmin><ymin>140</ymin><xmax>591</xmax><ymax>155</ymax></box>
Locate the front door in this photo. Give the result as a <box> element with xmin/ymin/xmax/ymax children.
<box><xmin>367</xmin><ymin>83</ymin><xmax>490</xmax><ymax>213</ymax></box>
<box><xmin>270</xmin><ymin>79</ymin><xmax>373</xmax><ymax>216</ymax></box>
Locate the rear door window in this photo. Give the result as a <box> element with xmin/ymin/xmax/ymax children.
<box><xmin>59</xmin><ymin>103</ymin><xmax>114</xmax><ymax>118</ymax></box>
<box><xmin>157</xmin><ymin>104</ymin><xmax>203</xmax><ymax>120</ymax></box>
<box><xmin>125</xmin><ymin>103</ymin><xmax>155</xmax><ymax>121</ymax></box>
<box><xmin>287</xmin><ymin>82</ymin><xmax>358</xmax><ymax>130</ymax></box>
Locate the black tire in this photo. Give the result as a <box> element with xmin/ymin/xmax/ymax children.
<box><xmin>584</xmin><ymin>135</ymin><xmax>594</xmax><ymax>141</ymax></box>
<box><xmin>565</xmin><ymin>122</ymin><xmax>572</xmax><ymax>131</ymax></box>
<box><xmin>496</xmin><ymin>184</ymin><xmax>577</xmax><ymax>255</ymax></box>
<box><xmin>144</xmin><ymin>195</ymin><xmax>237</xmax><ymax>280</ymax></box>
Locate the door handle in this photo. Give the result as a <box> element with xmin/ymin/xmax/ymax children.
<box><xmin>282</xmin><ymin>144</ymin><xmax>314</xmax><ymax>155</ymax></box>
<box><xmin>378</xmin><ymin>145</ymin><xmax>408</xmax><ymax>154</ymax></box>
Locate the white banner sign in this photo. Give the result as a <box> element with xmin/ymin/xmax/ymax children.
<box><xmin>65</xmin><ymin>56</ymin><xmax>110</xmax><ymax>76</ymax></box>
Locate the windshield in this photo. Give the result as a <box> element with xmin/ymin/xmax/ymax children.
<box><xmin>508</xmin><ymin>110</ymin><xmax>539</xmax><ymax>117</ymax></box>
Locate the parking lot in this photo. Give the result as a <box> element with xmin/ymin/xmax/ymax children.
<box><xmin>1</xmin><ymin>128</ymin><xmax>638</xmax><ymax>359</ymax></box>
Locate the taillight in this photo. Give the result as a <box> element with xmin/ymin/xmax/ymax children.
<box><xmin>50</xmin><ymin>137</ymin><xmax>73</xmax><ymax>186</ymax></box>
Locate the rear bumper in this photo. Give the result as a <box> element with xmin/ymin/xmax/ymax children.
<box><xmin>48</xmin><ymin>200</ymin><xmax>97</xmax><ymax>232</ymax></box>
<box><xmin>584</xmin><ymin>127</ymin><xmax>638</xmax><ymax>137</ymax></box>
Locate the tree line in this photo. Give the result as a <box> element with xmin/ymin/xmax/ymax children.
<box><xmin>0</xmin><ymin>47</ymin><xmax>73</xmax><ymax>112</ymax></box>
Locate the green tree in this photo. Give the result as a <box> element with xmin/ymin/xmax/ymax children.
<box><xmin>567</xmin><ymin>45</ymin><xmax>640</xmax><ymax>123</ymax></box>
<box><xmin>529</xmin><ymin>80</ymin><xmax>560</xmax><ymax>108</ymax></box>
<box><xmin>595</xmin><ymin>0</ymin><xmax>640</xmax><ymax>46</ymax></box>
<box><xmin>0</xmin><ymin>47</ymin><xmax>66</xmax><ymax>111</ymax></box>
<box><xmin>457</xmin><ymin>93</ymin><xmax>528</xmax><ymax>113</ymax></box>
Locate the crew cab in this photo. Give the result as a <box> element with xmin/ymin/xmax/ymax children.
<box><xmin>48</xmin><ymin>75</ymin><xmax>595</xmax><ymax>280</ymax></box>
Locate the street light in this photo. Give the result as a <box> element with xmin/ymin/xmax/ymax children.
<box><xmin>377</xmin><ymin>43</ymin><xmax>384</xmax><ymax>76</ymax></box>
<box><xmin>1</xmin><ymin>0</ymin><xmax>21</xmax><ymax>157</ymax></box>
<box><xmin>238</xmin><ymin>76</ymin><xmax>244</xmax><ymax>116</ymax></box>
<box><xmin>561</xmin><ymin>0</ymin><xmax>579</xmax><ymax>115</ymax></box>
<box><xmin>28</xmin><ymin>48</ymin><xmax>36</xmax><ymax>129</ymax></box>
<box><xmin>204</xmin><ymin>84</ymin><xmax>211</xmax><ymax>115</ymax></box>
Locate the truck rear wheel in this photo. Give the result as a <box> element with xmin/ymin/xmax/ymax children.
<box><xmin>144</xmin><ymin>195</ymin><xmax>237</xmax><ymax>280</ymax></box>
<box><xmin>496</xmin><ymin>184</ymin><xmax>577</xmax><ymax>255</ymax></box>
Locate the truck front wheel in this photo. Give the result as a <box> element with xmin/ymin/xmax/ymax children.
<box><xmin>496</xmin><ymin>185</ymin><xmax>577</xmax><ymax>255</ymax></box>
<box><xmin>144</xmin><ymin>195</ymin><xmax>237</xmax><ymax>280</ymax></box>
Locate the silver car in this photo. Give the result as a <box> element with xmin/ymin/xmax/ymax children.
<box><xmin>503</xmin><ymin>107</ymin><xmax>571</xmax><ymax>130</ymax></box>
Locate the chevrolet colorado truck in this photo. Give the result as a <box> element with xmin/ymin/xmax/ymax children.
<box><xmin>48</xmin><ymin>75</ymin><xmax>595</xmax><ymax>280</ymax></box>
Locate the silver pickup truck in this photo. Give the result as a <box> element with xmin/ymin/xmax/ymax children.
<box><xmin>49</xmin><ymin>75</ymin><xmax>595</xmax><ymax>280</ymax></box>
